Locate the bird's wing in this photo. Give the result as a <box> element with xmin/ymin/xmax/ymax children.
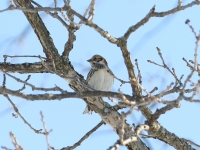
<box><xmin>86</xmin><ymin>68</ymin><xmax>98</xmax><ymax>82</ymax></box>
<box><xmin>106</xmin><ymin>67</ymin><xmax>114</xmax><ymax>76</ymax></box>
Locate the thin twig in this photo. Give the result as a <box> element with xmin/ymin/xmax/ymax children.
<box><xmin>10</xmin><ymin>132</ymin><xmax>23</xmax><ymax>150</ymax></box>
<box><xmin>30</xmin><ymin>0</ymin><xmax>70</xmax><ymax>29</ymax></box>
<box><xmin>185</xmin><ymin>19</ymin><xmax>199</xmax><ymax>70</ymax></box>
<box><xmin>183</xmin><ymin>96</ymin><xmax>200</xmax><ymax>103</ymax></box>
<box><xmin>2</xmin><ymin>73</ymin><xmax>6</xmax><ymax>88</ymax></box>
<box><xmin>156</xmin><ymin>82</ymin><xmax>174</xmax><ymax>98</ymax></box>
<box><xmin>149</xmin><ymin>47</ymin><xmax>180</xmax><ymax>83</ymax></box>
<box><xmin>1</xmin><ymin>146</ymin><xmax>13</xmax><ymax>150</ymax></box>
<box><xmin>54</xmin><ymin>0</ymin><xmax>57</xmax><ymax>8</ymax></box>
<box><xmin>64</xmin><ymin>120</ymin><xmax>104</xmax><ymax>150</ymax></box>
<box><xmin>3</xmin><ymin>55</ymin><xmax>46</xmax><ymax>60</ymax></box>
<box><xmin>40</xmin><ymin>111</ymin><xmax>52</xmax><ymax>150</ymax></box>
<box><xmin>2</xmin><ymin>55</ymin><xmax>7</xmax><ymax>88</ymax></box>
<box><xmin>135</xmin><ymin>59</ymin><xmax>142</xmax><ymax>84</ymax></box>
<box><xmin>178</xmin><ymin>0</ymin><xmax>182</xmax><ymax>7</ymax></box>
<box><xmin>183</xmin><ymin>57</ymin><xmax>194</xmax><ymax>71</ymax></box>
<box><xmin>149</xmin><ymin>87</ymin><xmax>158</xmax><ymax>94</ymax></box>
<box><xmin>15</xmin><ymin>75</ymin><xmax>31</xmax><ymax>92</ymax></box>
<box><xmin>175</xmin><ymin>21</ymin><xmax>200</xmax><ymax>102</ymax></box>
<box><xmin>77</xmin><ymin>0</ymin><xmax>95</xmax><ymax>28</ymax></box>
<box><xmin>1</xmin><ymin>70</ymin><xmax>64</xmax><ymax>92</ymax></box>
<box><xmin>5</xmin><ymin>94</ymin><xmax>44</xmax><ymax>134</ymax></box>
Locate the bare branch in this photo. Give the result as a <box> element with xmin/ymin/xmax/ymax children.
<box><xmin>30</xmin><ymin>0</ymin><xmax>70</xmax><ymax>30</ymax></box>
<box><xmin>135</xmin><ymin>124</ymin><xmax>149</xmax><ymax>137</ymax></box>
<box><xmin>2</xmin><ymin>71</ymin><xmax>64</xmax><ymax>92</ymax></box>
<box><xmin>183</xmin><ymin>96</ymin><xmax>200</xmax><ymax>103</ymax></box>
<box><xmin>175</xmin><ymin>21</ymin><xmax>200</xmax><ymax>102</ymax></box>
<box><xmin>5</xmin><ymin>94</ymin><xmax>44</xmax><ymax>134</ymax></box>
<box><xmin>15</xmin><ymin>75</ymin><xmax>31</xmax><ymax>92</ymax></box>
<box><xmin>77</xmin><ymin>0</ymin><xmax>95</xmax><ymax>28</ymax></box>
<box><xmin>135</xmin><ymin>59</ymin><xmax>142</xmax><ymax>84</ymax></box>
<box><xmin>10</xmin><ymin>132</ymin><xmax>23</xmax><ymax>150</ymax></box>
<box><xmin>124</xmin><ymin>6</ymin><xmax>155</xmax><ymax>39</ymax></box>
<box><xmin>62</xmin><ymin>120</ymin><xmax>104</xmax><ymax>150</ymax></box>
<box><xmin>2</xmin><ymin>73</ymin><xmax>6</xmax><ymax>88</ymax></box>
<box><xmin>1</xmin><ymin>146</ymin><xmax>13</xmax><ymax>150</ymax></box>
<box><xmin>1</xmin><ymin>1</ymin><xmax>200</xmax><ymax>149</ymax></box>
<box><xmin>40</xmin><ymin>111</ymin><xmax>52</xmax><ymax>150</ymax></box>
<box><xmin>149</xmin><ymin>102</ymin><xmax>180</xmax><ymax>125</ymax></box>
<box><xmin>0</xmin><ymin>86</ymin><xmax>135</xmax><ymax>101</ymax></box>
<box><xmin>4</xmin><ymin>55</ymin><xmax>46</xmax><ymax>60</ymax></box>
<box><xmin>153</xmin><ymin>1</ymin><xmax>200</xmax><ymax>17</ymax></box>
<box><xmin>15</xmin><ymin>0</ymin><xmax>60</xmax><ymax>61</ymax></box>
<box><xmin>62</xmin><ymin>0</ymin><xmax>76</xmax><ymax>57</ymax></box>
<box><xmin>183</xmin><ymin>57</ymin><xmax>194</xmax><ymax>71</ymax></box>
<box><xmin>185</xmin><ymin>19</ymin><xmax>199</xmax><ymax>70</ymax></box>
<box><xmin>124</xmin><ymin>1</ymin><xmax>200</xmax><ymax>39</ymax></box>
<box><xmin>1</xmin><ymin>3</ymin><xmax>119</xmax><ymax>45</ymax></box>
<box><xmin>181</xmin><ymin>138</ymin><xmax>200</xmax><ymax>148</ymax></box>
<box><xmin>54</xmin><ymin>0</ymin><xmax>57</xmax><ymax>8</ymax></box>
<box><xmin>148</xmin><ymin>47</ymin><xmax>180</xmax><ymax>84</ymax></box>
<box><xmin>109</xmin><ymin>124</ymin><xmax>149</xmax><ymax>150</ymax></box>
<box><xmin>88</xmin><ymin>0</ymin><xmax>95</xmax><ymax>21</ymax></box>
<box><xmin>120</xmin><ymin>44</ymin><xmax>142</xmax><ymax>96</ymax></box>
<box><xmin>149</xmin><ymin>87</ymin><xmax>158</xmax><ymax>94</ymax></box>
<box><xmin>178</xmin><ymin>0</ymin><xmax>182</xmax><ymax>7</ymax></box>
<box><xmin>0</xmin><ymin>62</ymin><xmax>49</xmax><ymax>73</ymax></box>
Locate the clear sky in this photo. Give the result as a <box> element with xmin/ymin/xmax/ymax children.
<box><xmin>0</xmin><ymin>0</ymin><xmax>200</xmax><ymax>150</ymax></box>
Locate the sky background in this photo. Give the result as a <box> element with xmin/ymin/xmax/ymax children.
<box><xmin>0</xmin><ymin>0</ymin><xmax>200</xmax><ymax>150</ymax></box>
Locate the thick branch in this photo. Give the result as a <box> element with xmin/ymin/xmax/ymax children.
<box><xmin>15</xmin><ymin>0</ymin><xmax>60</xmax><ymax>62</ymax></box>
<box><xmin>0</xmin><ymin>62</ymin><xmax>48</xmax><ymax>73</ymax></box>
<box><xmin>0</xmin><ymin>87</ymin><xmax>135</xmax><ymax>101</ymax></box>
<box><xmin>62</xmin><ymin>1</ymin><xmax>76</xmax><ymax>57</ymax></box>
<box><xmin>149</xmin><ymin>102</ymin><xmax>180</xmax><ymax>125</ymax></box>
<box><xmin>62</xmin><ymin>28</ymin><xmax>76</xmax><ymax>57</ymax></box>
<box><xmin>146</xmin><ymin>122</ymin><xmax>195</xmax><ymax>150</ymax></box>
<box><xmin>118</xmin><ymin>41</ymin><xmax>142</xmax><ymax>98</ymax></box>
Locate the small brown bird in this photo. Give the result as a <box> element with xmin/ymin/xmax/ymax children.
<box><xmin>83</xmin><ymin>55</ymin><xmax>114</xmax><ymax>114</ymax></box>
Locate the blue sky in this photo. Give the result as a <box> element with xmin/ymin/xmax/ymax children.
<box><xmin>0</xmin><ymin>0</ymin><xmax>200</xmax><ymax>150</ymax></box>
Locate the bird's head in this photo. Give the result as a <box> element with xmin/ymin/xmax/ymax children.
<box><xmin>87</xmin><ymin>55</ymin><xmax>108</xmax><ymax>67</ymax></box>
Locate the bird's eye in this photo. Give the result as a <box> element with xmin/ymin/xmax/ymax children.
<box><xmin>96</xmin><ymin>58</ymin><xmax>102</xmax><ymax>62</ymax></box>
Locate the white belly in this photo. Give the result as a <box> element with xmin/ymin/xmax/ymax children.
<box><xmin>88</xmin><ymin>69</ymin><xmax>114</xmax><ymax>91</ymax></box>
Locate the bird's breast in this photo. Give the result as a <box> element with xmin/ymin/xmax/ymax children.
<box><xmin>88</xmin><ymin>69</ymin><xmax>114</xmax><ymax>91</ymax></box>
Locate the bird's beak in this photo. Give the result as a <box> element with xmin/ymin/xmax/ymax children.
<box><xmin>87</xmin><ymin>59</ymin><xmax>92</xmax><ymax>62</ymax></box>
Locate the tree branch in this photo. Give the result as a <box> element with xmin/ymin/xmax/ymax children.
<box><xmin>62</xmin><ymin>120</ymin><xmax>104</xmax><ymax>150</ymax></box>
<box><xmin>149</xmin><ymin>102</ymin><xmax>180</xmax><ymax>125</ymax></box>
<box><xmin>124</xmin><ymin>6</ymin><xmax>155</xmax><ymax>39</ymax></box>
<box><xmin>15</xmin><ymin>0</ymin><xmax>60</xmax><ymax>62</ymax></box>
<box><xmin>0</xmin><ymin>87</ymin><xmax>136</xmax><ymax>102</ymax></box>
<box><xmin>124</xmin><ymin>0</ymin><xmax>200</xmax><ymax>39</ymax></box>
<box><xmin>0</xmin><ymin>62</ymin><xmax>48</xmax><ymax>73</ymax></box>
<box><xmin>4</xmin><ymin>94</ymin><xmax>44</xmax><ymax>134</ymax></box>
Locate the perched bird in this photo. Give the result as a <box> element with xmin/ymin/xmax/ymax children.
<box><xmin>83</xmin><ymin>55</ymin><xmax>114</xmax><ymax>114</ymax></box>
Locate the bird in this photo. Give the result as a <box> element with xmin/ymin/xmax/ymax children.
<box><xmin>83</xmin><ymin>54</ymin><xmax>114</xmax><ymax>114</ymax></box>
